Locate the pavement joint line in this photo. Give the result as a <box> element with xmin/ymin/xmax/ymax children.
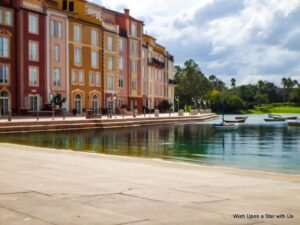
<box><xmin>59</xmin><ymin>192</ymin><xmax>123</xmax><ymax>199</ymax></box>
<box><xmin>0</xmin><ymin>205</ymin><xmax>58</xmax><ymax>225</ymax></box>
<box><xmin>120</xmin><ymin>192</ymin><xmax>165</xmax><ymax>203</ymax></box>
<box><xmin>168</xmin><ymin>187</ymin><xmax>231</xmax><ymax>200</ymax></box>
<box><xmin>0</xmin><ymin>191</ymin><xmax>34</xmax><ymax>195</ymax></box>
<box><xmin>113</xmin><ymin>219</ymin><xmax>149</xmax><ymax>225</ymax></box>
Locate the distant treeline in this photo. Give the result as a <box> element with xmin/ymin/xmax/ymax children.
<box><xmin>174</xmin><ymin>59</ymin><xmax>300</xmax><ymax>113</ymax></box>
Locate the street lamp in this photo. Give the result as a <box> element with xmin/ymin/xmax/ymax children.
<box><xmin>175</xmin><ymin>96</ymin><xmax>179</xmax><ymax>112</ymax></box>
<box><xmin>49</xmin><ymin>93</ymin><xmax>54</xmax><ymax>120</ymax></box>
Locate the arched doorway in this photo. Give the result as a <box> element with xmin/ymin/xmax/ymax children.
<box><xmin>74</xmin><ymin>94</ymin><xmax>81</xmax><ymax>115</ymax></box>
<box><xmin>92</xmin><ymin>95</ymin><xmax>98</xmax><ymax>114</ymax></box>
<box><xmin>0</xmin><ymin>91</ymin><xmax>9</xmax><ymax>116</ymax></box>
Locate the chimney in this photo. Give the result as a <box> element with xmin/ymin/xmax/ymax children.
<box><xmin>124</xmin><ymin>9</ymin><xmax>130</xmax><ymax>16</ymax></box>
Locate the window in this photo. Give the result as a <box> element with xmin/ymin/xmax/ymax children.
<box><xmin>0</xmin><ymin>65</ymin><xmax>9</xmax><ymax>84</ymax></box>
<box><xmin>108</xmin><ymin>36</ymin><xmax>113</xmax><ymax>51</ymax></box>
<box><xmin>131</xmin><ymin>23</ymin><xmax>136</xmax><ymax>37</ymax></box>
<box><xmin>118</xmin><ymin>57</ymin><xmax>123</xmax><ymax>70</ymax></box>
<box><xmin>53</xmin><ymin>68</ymin><xmax>61</xmax><ymax>86</ymax></box>
<box><xmin>108</xmin><ymin>56</ymin><xmax>113</xmax><ymax>70</ymax></box>
<box><xmin>91</xmin><ymin>51</ymin><xmax>97</xmax><ymax>67</ymax></box>
<box><xmin>132</xmin><ymin>78</ymin><xmax>136</xmax><ymax>91</ymax></box>
<box><xmin>142</xmin><ymin>66</ymin><xmax>145</xmax><ymax>78</ymax></box>
<box><xmin>51</xmin><ymin>21</ymin><xmax>62</xmax><ymax>38</ymax></box>
<box><xmin>130</xmin><ymin>42</ymin><xmax>133</xmax><ymax>52</ymax></box>
<box><xmin>119</xmin><ymin>75</ymin><xmax>123</xmax><ymax>88</ymax></box>
<box><xmin>51</xmin><ymin>20</ymin><xmax>55</xmax><ymax>37</ymax></box>
<box><xmin>89</xmin><ymin>72</ymin><xmax>94</xmax><ymax>85</ymax></box>
<box><xmin>57</xmin><ymin>22</ymin><xmax>62</xmax><ymax>38</ymax></box>
<box><xmin>131</xmin><ymin>60</ymin><xmax>136</xmax><ymax>73</ymax></box>
<box><xmin>108</xmin><ymin>76</ymin><xmax>114</xmax><ymax>90</ymax></box>
<box><xmin>134</xmin><ymin>43</ymin><xmax>138</xmax><ymax>53</ymax></box>
<box><xmin>29</xmin><ymin>14</ymin><xmax>38</xmax><ymax>34</ymax></box>
<box><xmin>29</xmin><ymin>67</ymin><xmax>38</xmax><ymax>86</ymax></box>
<box><xmin>29</xmin><ymin>96</ymin><xmax>38</xmax><ymax>112</ymax></box>
<box><xmin>5</xmin><ymin>11</ymin><xmax>12</xmax><ymax>25</ymax></box>
<box><xmin>0</xmin><ymin>10</ymin><xmax>2</xmax><ymax>24</ymax></box>
<box><xmin>91</xmin><ymin>29</ymin><xmax>97</xmax><ymax>46</ymax></box>
<box><xmin>54</xmin><ymin>45</ymin><xmax>59</xmax><ymax>62</ymax></box>
<box><xmin>142</xmin><ymin>50</ymin><xmax>145</xmax><ymax>59</ymax></box>
<box><xmin>119</xmin><ymin>38</ymin><xmax>123</xmax><ymax>51</ymax></box>
<box><xmin>74</xmin><ymin>25</ymin><xmax>80</xmax><ymax>42</ymax></box>
<box><xmin>72</xmin><ymin>70</ymin><xmax>77</xmax><ymax>83</ymax></box>
<box><xmin>118</xmin><ymin>99</ymin><xmax>124</xmax><ymax>107</ymax></box>
<box><xmin>29</xmin><ymin>41</ymin><xmax>38</xmax><ymax>60</ymax></box>
<box><xmin>79</xmin><ymin>71</ymin><xmax>83</xmax><ymax>84</ymax></box>
<box><xmin>96</xmin><ymin>73</ymin><xmax>100</xmax><ymax>85</ymax></box>
<box><xmin>0</xmin><ymin>37</ymin><xmax>9</xmax><ymax>57</ymax></box>
<box><xmin>74</xmin><ymin>48</ymin><xmax>80</xmax><ymax>65</ymax></box>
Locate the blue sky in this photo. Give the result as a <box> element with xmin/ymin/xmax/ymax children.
<box><xmin>90</xmin><ymin>0</ymin><xmax>300</xmax><ymax>86</ymax></box>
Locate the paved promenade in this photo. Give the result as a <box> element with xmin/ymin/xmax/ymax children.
<box><xmin>0</xmin><ymin>143</ymin><xmax>299</xmax><ymax>225</ymax></box>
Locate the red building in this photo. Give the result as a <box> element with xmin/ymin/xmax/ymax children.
<box><xmin>15</xmin><ymin>0</ymin><xmax>47</xmax><ymax>114</ymax></box>
<box><xmin>0</xmin><ymin>0</ymin><xmax>15</xmax><ymax>116</ymax></box>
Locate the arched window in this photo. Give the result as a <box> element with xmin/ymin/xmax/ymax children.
<box><xmin>92</xmin><ymin>95</ymin><xmax>98</xmax><ymax>114</ymax></box>
<box><xmin>74</xmin><ymin>94</ymin><xmax>81</xmax><ymax>115</ymax></box>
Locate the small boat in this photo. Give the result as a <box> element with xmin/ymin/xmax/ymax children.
<box><xmin>268</xmin><ymin>114</ymin><xmax>282</xmax><ymax>118</ymax></box>
<box><xmin>224</xmin><ymin>118</ymin><xmax>246</xmax><ymax>123</ymax></box>
<box><xmin>214</xmin><ymin>101</ymin><xmax>238</xmax><ymax>131</ymax></box>
<box><xmin>264</xmin><ymin>118</ymin><xmax>286</xmax><ymax>122</ymax></box>
<box><xmin>235</xmin><ymin>116</ymin><xmax>248</xmax><ymax>120</ymax></box>
<box><xmin>214</xmin><ymin>123</ymin><xmax>238</xmax><ymax>130</ymax></box>
<box><xmin>285</xmin><ymin>116</ymin><xmax>297</xmax><ymax>120</ymax></box>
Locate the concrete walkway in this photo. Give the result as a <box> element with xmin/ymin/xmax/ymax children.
<box><xmin>0</xmin><ymin>143</ymin><xmax>299</xmax><ymax>225</ymax></box>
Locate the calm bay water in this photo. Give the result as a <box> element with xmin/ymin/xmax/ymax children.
<box><xmin>0</xmin><ymin>114</ymin><xmax>299</xmax><ymax>174</ymax></box>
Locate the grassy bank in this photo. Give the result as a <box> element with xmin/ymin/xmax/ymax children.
<box><xmin>242</xmin><ymin>103</ymin><xmax>300</xmax><ymax>114</ymax></box>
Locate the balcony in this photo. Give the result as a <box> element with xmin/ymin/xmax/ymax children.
<box><xmin>168</xmin><ymin>79</ymin><xmax>177</xmax><ymax>85</ymax></box>
<box><xmin>148</xmin><ymin>57</ymin><xmax>164</xmax><ymax>68</ymax></box>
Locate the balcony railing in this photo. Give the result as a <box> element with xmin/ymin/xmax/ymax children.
<box><xmin>148</xmin><ymin>57</ymin><xmax>164</xmax><ymax>68</ymax></box>
<box><xmin>168</xmin><ymin>79</ymin><xmax>177</xmax><ymax>85</ymax></box>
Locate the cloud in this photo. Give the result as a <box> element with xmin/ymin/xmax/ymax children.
<box><xmin>89</xmin><ymin>0</ymin><xmax>300</xmax><ymax>86</ymax></box>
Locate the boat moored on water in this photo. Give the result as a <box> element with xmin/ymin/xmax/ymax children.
<box><xmin>224</xmin><ymin>118</ymin><xmax>247</xmax><ymax>123</ymax></box>
<box><xmin>264</xmin><ymin>118</ymin><xmax>287</xmax><ymax>122</ymax></box>
<box><xmin>214</xmin><ymin>123</ymin><xmax>238</xmax><ymax>131</ymax></box>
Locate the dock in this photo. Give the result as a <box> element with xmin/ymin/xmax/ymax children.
<box><xmin>0</xmin><ymin>113</ymin><xmax>218</xmax><ymax>133</ymax></box>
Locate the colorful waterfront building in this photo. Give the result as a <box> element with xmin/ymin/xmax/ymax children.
<box><xmin>165</xmin><ymin>52</ymin><xmax>175</xmax><ymax>110</ymax></box>
<box><xmin>143</xmin><ymin>34</ymin><xmax>167</xmax><ymax>109</ymax></box>
<box><xmin>45</xmin><ymin>0</ymin><xmax>69</xmax><ymax>110</ymax></box>
<box><xmin>15</xmin><ymin>0</ymin><xmax>48</xmax><ymax>114</ymax></box>
<box><xmin>101</xmin><ymin>9</ymin><xmax>120</xmax><ymax>113</ymax></box>
<box><xmin>59</xmin><ymin>0</ymin><xmax>103</xmax><ymax>115</ymax></box>
<box><xmin>0</xmin><ymin>0</ymin><xmax>15</xmax><ymax>116</ymax></box>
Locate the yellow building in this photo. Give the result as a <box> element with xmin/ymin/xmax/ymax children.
<box><xmin>58</xmin><ymin>0</ymin><xmax>103</xmax><ymax>115</ymax></box>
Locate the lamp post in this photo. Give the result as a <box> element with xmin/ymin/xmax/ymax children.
<box><xmin>175</xmin><ymin>96</ymin><xmax>179</xmax><ymax>112</ymax></box>
<box><xmin>49</xmin><ymin>93</ymin><xmax>54</xmax><ymax>120</ymax></box>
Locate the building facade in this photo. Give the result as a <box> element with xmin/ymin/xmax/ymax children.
<box><xmin>0</xmin><ymin>0</ymin><xmax>174</xmax><ymax>117</ymax></box>
<box><xmin>16</xmin><ymin>0</ymin><xmax>48</xmax><ymax>114</ymax></box>
<box><xmin>0</xmin><ymin>0</ymin><xmax>15</xmax><ymax>116</ymax></box>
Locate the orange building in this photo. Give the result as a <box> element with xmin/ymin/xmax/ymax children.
<box><xmin>59</xmin><ymin>0</ymin><xmax>103</xmax><ymax>115</ymax></box>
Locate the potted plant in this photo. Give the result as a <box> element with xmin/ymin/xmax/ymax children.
<box><xmin>54</xmin><ymin>93</ymin><xmax>67</xmax><ymax>109</ymax></box>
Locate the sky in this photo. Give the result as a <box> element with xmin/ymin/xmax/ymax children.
<box><xmin>89</xmin><ymin>0</ymin><xmax>300</xmax><ymax>87</ymax></box>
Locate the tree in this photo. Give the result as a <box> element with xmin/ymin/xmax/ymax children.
<box><xmin>289</xmin><ymin>87</ymin><xmax>300</xmax><ymax>105</ymax></box>
<box><xmin>174</xmin><ymin>59</ymin><xmax>210</xmax><ymax>107</ymax></box>
<box><xmin>231</xmin><ymin>78</ymin><xmax>236</xmax><ymax>88</ymax></box>
<box><xmin>208</xmin><ymin>90</ymin><xmax>222</xmax><ymax>112</ymax></box>
<box><xmin>224</xmin><ymin>95</ymin><xmax>245</xmax><ymax>113</ymax></box>
<box><xmin>254</xmin><ymin>94</ymin><xmax>269</xmax><ymax>105</ymax></box>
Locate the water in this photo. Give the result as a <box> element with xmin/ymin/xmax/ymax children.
<box><xmin>0</xmin><ymin>114</ymin><xmax>299</xmax><ymax>174</ymax></box>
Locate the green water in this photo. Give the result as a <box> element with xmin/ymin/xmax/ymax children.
<box><xmin>0</xmin><ymin>114</ymin><xmax>299</xmax><ymax>174</ymax></box>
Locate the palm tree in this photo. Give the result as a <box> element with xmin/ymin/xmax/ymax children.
<box><xmin>231</xmin><ymin>78</ymin><xmax>236</xmax><ymax>88</ymax></box>
<box><xmin>209</xmin><ymin>75</ymin><xmax>217</xmax><ymax>90</ymax></box>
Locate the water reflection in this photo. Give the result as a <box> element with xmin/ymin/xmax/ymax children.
<box><xmin>0</xmin><ymin>118</ymin><xmax>300</xmax><ymax>174</ymax></box>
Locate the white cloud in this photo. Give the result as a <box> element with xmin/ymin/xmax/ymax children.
<box><xmin>89</xmin><ymin>0</ymin><xmax>300</xmax><ymax>86</ymax></box>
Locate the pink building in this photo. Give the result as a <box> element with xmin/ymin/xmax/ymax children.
<box><xmin>47</xmin><ymin>8</ymin><xmax>68</xmax><ymax>110</ymax></box>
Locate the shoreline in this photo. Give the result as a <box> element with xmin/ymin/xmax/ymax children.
<box><xmin>1</xmin><ymin>142</ymin><xmax>299</xmax><ymax>178</ymax></box>
<box><xmin>0</xmin><ymin>143</ymin><xmax>299</xmax><ymax>224</ymax></box>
